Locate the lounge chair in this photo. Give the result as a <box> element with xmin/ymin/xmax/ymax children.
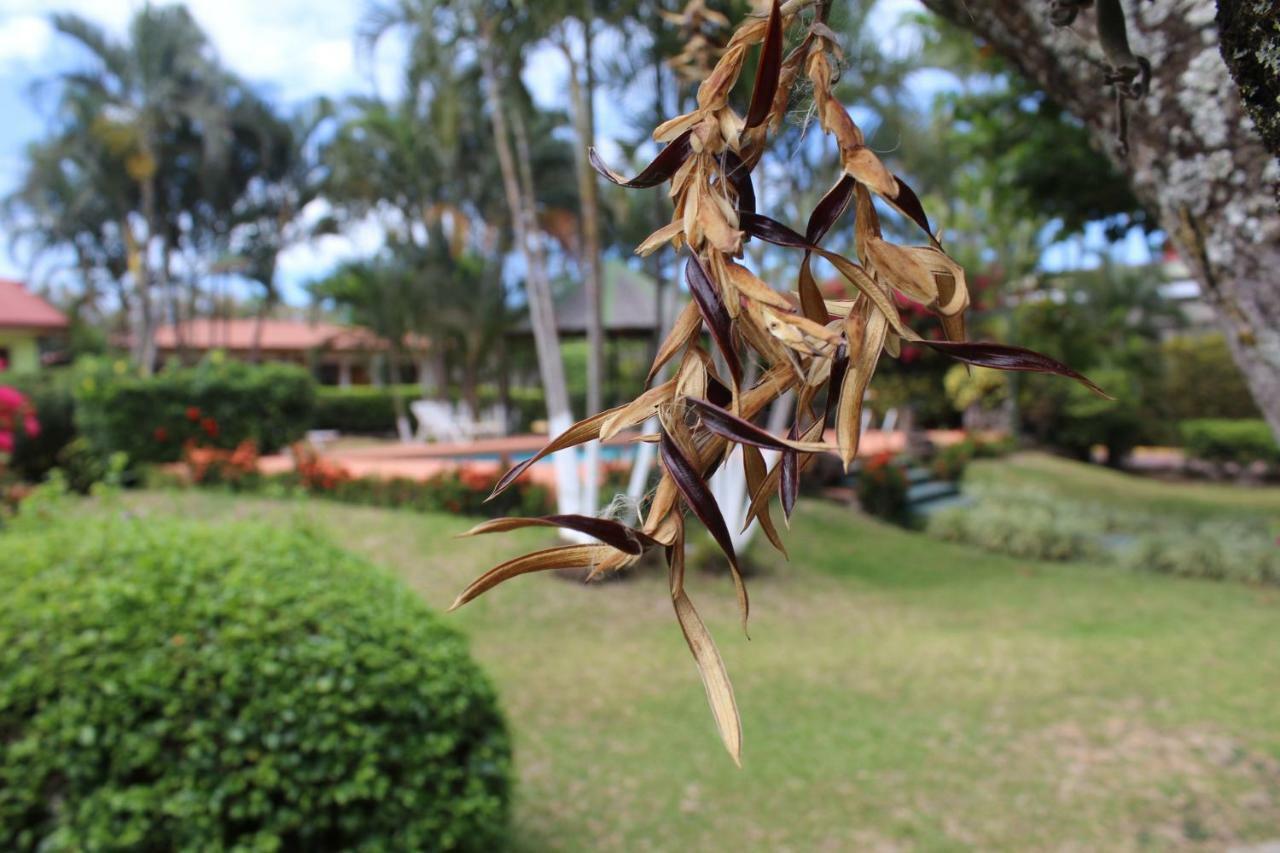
<box><xmin>411</xmin><ymin>400</ymin><xmax>466</xmax><ymax>443</ymax></box>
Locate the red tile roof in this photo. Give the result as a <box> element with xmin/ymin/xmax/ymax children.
<box><xmin>0</xmin><ymin>279</ymin><xmax>69</xmax><ymax>330</ymax></box>
<box><xmin>153</xmin><ymin>318</ymin><xmax>428</xmax><ymax>353</ymax></box>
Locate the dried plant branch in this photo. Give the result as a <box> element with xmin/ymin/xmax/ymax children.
<box><xmin>456</xmin><ymin>0</ymin><xmax>1106</xmax><ymax>763</ymax></box>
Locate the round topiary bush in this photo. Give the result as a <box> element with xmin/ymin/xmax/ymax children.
<box><xmin>0</xmin><ymin>513</ymin><xmax>510</xmax><ymax>851</ymax></box>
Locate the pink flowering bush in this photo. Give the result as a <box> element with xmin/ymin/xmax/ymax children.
<box><xmin>0</xmin><ymin>386</ymin><xmax>39</xmax><ymax>456</ymax></box>
<box><xmin>0</xmin><ymin>386</ymin><xmax>40</xmax><ymax>511</ymax></box>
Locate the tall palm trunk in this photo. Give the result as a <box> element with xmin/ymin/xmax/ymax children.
<box><xmin>250</xmin><ymin>275</ymin><xmax>275</xmax><ymax>365</ymax></box>
<box><xmin>250</xmin><ymin>303</ymin><xmax>268</xmax><ymax>365</ymax></box>
<box><xmin>135</xmin><ymin>173</ymin><xmax>160</xmax><ymax>375</ymax></box>
<box><xmin>648</xmin><ymin>27</ymin><xmax>670</xmax><ymax>362</ymax></box>
<box><xmin>387</xmin><ymin>340</ymin><xmax>413</xmax><ymax>442</ymax></box>
<box><xmin>562</xmin><ymin>13</ymin><xmax>605</xmax><ymax>516</ymax></box>
<box><xmin>479</xmin><ymin>34</ymin><xmax>580</xmax><ymax>513</ymax></box>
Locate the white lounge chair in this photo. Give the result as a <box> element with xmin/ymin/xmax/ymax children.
<box><xmin>468</xmin><ymin>404</ymin><xmax>507</xmax><ymax>439</ymax></box>
<box><xmin>411</xmin><ymin>400</ymin><xmax>467</xmax><ymax>443</ymax></box>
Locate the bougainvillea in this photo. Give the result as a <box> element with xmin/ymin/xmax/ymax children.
<box><xmin>0</xmin><ymin>386</ymin><xmax>39</xmax><ymax>456</ymax></box>
<box><xmin>450</xmin><ymin>0</ymin><xmax>1106</xmax><ymax>763</ymax></box>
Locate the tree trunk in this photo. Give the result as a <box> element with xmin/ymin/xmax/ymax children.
<box><xmin>649</xmin><ymin>22</ymin><xmax>671</xmax><ymax>364</ymax></box>
<box><xmin>387</xmin><ymin>341</ymin><xmax>412</xmax><ymax>442</ymax></box>
<box><xmin>461</xmin><ymin>342</ymin><xmax>481</xmax><ymax>420</ymax></box>
<box><xmin>918</xmin><ymin>0</ymin><xmax>1280</xmax><ymax>440</ymax></box>
<box><xmin>479</xmin><ymin>35</ymin><xmax>581</xmax><ymax>513</ymax></box>
<box><xmin>160</xmin><ymin>231</ymin><xmax>185</xmax><ymax>365</ymax></box>
<box><xmin>1216</xmin><ymin>2</ymin><xmax>1280</xmax><ymax>162</ymax></box>
<box><xmin>250</xmin><ymin>281</ymin><xmax>275</xmax><ymax>365</ymax></box>
<box><xmin>563</xmin><ymin>15</ymin><xmax>605</xmax><ymax>516</ymax></box>
<box><xmin>134</xmin><ymin>177</ymin><xmax>158</xmax><ymax>375</ymax></box>
<box><xmin>496</xmin><ymin>334</ymin><xmax>512</xmax><ymax>433</ymax></box>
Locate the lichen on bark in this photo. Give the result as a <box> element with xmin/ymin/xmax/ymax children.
<box><xmin>1216</xmin><ymin>0</ymin><xmax>1280</xmax><ymax>165</ymax></box>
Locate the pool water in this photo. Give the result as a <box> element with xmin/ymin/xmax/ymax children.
<box><xmin>444</xmin><ymin>445</ymin><xmax>635</xmax><ymax>464</ymax></box>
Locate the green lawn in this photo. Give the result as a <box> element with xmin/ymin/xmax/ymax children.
<box><xmin>967</xmin><ymin>451</ymin><xmax>1280</xmax><ymax>519</ymax></box>
<box><xmin>109</xmin><ymin>459</ymin><xmax>1280</xmax><ymax>850</ymax></box>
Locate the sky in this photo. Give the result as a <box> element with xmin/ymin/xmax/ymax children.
<box><xmin>0</xmin><ymin>0</ymin><xmax>591</xmax><ymax>298</ymax></box>
<box><xmin>0</xmin><ymin>0</ymin><xmax>1150</xmax><ymax>304</ymax></box>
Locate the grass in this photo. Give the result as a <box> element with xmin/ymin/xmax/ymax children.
<box><xmin>966</xmin><ymin>451</ymin><xmax>1280</xmax><ymax>519</ymax></box>
<box><xmin>84</xmin><ymin>463</ymin><xmax>1280</xmax><ymax>849</ymax></box>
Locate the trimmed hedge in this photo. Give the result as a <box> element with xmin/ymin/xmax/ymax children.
<box><xmin>312</xmin><ymin>385</ymin><xmax>421</xmax><ymax>434</ymax></box>
<box><xmin>927</xmin><ymin>497</ymin><xmax>1101</xmax><ymax>562</ymax></box>
<box><xmin>0</xmin><ymin>513</ymin><xmax>511</xmax><ymax>850</ymax></box>
<box><xmin>312</xmin><ymin>385</ymin><xmax>556</xmax><ymax>435</ymax></box>
<box><xmin>74</xmin><ymin>357</ymin><xmax>315</xmax><ymax>463</ymax></box>
<box><xmin>1180</xmin><ymin>418</ymin><xmax>1279</xmax><ymax>465</ymax></box>
<box><xmin>1122</xmin><ymin>521</ymin><xmax>1280</xmax><ymax>584</ymax></box>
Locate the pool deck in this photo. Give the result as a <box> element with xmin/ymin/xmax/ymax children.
<box><xmin>258</xmin><ymin>429</ymin><xmax>969</xmax><ymax>488</ymax></box>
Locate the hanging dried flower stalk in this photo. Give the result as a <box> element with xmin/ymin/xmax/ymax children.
<box><xmin>661</xmin><ymin>0</ymin><xmax>732</xmax><ymax>87</ymax></box>
<box><xmin>452</xmin><ymin>0</ymin><xmax>1107</xmax><ymax>765</ymax></box>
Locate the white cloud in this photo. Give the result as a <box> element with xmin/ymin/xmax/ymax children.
<box><xmin>275</xmin><ymin>205</ymin><xmax>389</xmax><ymax>301</ymax></box>
<box><xmin>1</xmin><ymin>0</ymin><xmax>383</xmax><ymax>103</ymax></box>
<box><xmin>0</xmin><ymin>15</ymin><xmax>52</xmax><ymax>67</ymax></box>
<box><xmin>0</xmin><ymin>0</ymin><xmax>406</xmax><ymax>283</ymax></box>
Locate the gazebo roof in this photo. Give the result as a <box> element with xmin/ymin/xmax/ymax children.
<box><xmin>515</xmin><ymin>261</ymin><xmax>685</xmax><ymax>337</ymax></box>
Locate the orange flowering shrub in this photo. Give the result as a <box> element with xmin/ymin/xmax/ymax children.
<box><xmin>290</xmin><ymin>443</ymin><xmax>353</xmax><ymax>492</ymax></box>
<box><xmin>183</xmin><ymin>440</ymin><xmax>259</xmax><ymax>487</ymax></box>
<box><xmin>856</xmin><ymin>452</ymin><xmax>909</xmax><ymax>521</ymax></box>
<box><xmin>458</xmin><ymin>465</ymin><xmax>496</xmax><ymax>492</ymax></box>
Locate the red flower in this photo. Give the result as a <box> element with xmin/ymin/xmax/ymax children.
<box><xmin>201</xmin><ymin>417</ymin><xmax>219</xmax><ymax>438</ymax></box>
<box><xmin>186</xmin><ymin>406</ymin><xmax>201</xmax><ymax>422</ymax></box>
<box><xmin>459</xmin><ymin>465</ymin><xmax>495</xmax><ymax>491</ymax></box>
<box><xmin>153</xmin><ymin>426</ymin><xmax>169</xmax><ymax>442</ymax></box>
<box><xmin>0</xmin><ymin>385</ymin><xmax>38</xmax><ymax>453</ymax></box>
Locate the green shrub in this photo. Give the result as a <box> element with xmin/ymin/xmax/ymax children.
<box><xmin>1121</xmin><ymin>521</ymin><xmax>1280</xmax><ymax>584</ymax></box>
<box><xmin>925</xmin><ymin>483</ymin><xmax>1280</xmax><ymax>581</ymax></box>
<box><xmin>312</xmin><ymin>385</ymin><xmax>419</xmax><ymax>434</ymax></box>
<box><xmin>869</xmin><ymin>369</ymin><xmax>960</xmax><ymax>429</ymax></box>
<box><xmin>1045</xmin><ymin>367</ymin><xmax>1147</xmax><ymax>465</ymax></box>
<box><xmin>0</xmin><ymin>513</ymin><xmax>511</xmax><ymax>850</ymax></box>
<box><xmin>74</xmin><ymin>357</ymin><xmax>315</xmax><ymax>463</ymax></box>
<box><xmin>926</xmin><ymin>498</ymin><xmax>1101</xmax><ymax>562</ymax></box>
<box><xmin>1180</xmin><ymin>419</ymin><xmax>1279</xmax><ymax>466</ymax></box>
<box><xmin>1159</xmin><ymin>334</ymin><xmax>1260</xmax><ymax>421</ymax></box>
<box><xmin>931</xmin><ymin>441</ymin><xmax>975</xmax><ymax>482</ymax></box>
<box><xmin>262</xmin><ymin>468</ymin><xmax>552</xmax><ymax>519</ymax></box>
<box><xmin>54</xmin><ymin>437</ymin><xmax>114</xmax><ymax>494</ymax></box>
<box><xmin>969</xmin><ymin>436</ymin><xmax>1016</xmax><ymax>458</ymax></box>
<box><xmin>943</xmin><ymin>364</ymin><xmax>1007</xmax><ymax>413</ymax></box>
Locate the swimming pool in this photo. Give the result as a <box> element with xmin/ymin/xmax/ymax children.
<box><xmin>439</xmin><ymin>445</ymin><xmax>637</xmax><ymax>464</ymax></box>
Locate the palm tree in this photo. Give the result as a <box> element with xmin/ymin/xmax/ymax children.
<box><xmin>39</xmin><ymin>6</ymin><xmax>243</xmax><ymax>369</ymax></box>
<box><xmin>229</xmin><ymin>98</ymin><xmax>335</xmax><ymax>361</ymax></box>
<box><xmin>5</xmin><ymin>124</ymin><xmax>134</xmax><ymax>334</ymax></box>
<box><xmin>359</xmin><ymin>0</ymin><xmax>590</xmax><ymax>511</ymax></box>
<box><xmin>309</xmin><ymin>257</ymin><xmax>431</xmax><ymax>435</ymax></box>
